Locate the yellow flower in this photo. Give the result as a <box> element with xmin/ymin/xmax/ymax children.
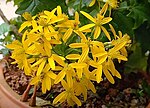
<box><xmin>6</xmin><ymin>40</ymin><xmax>32</xmax><ymax>75</ymax></box>
<box><xmin>30</xmin><ymin>64</ymin><xmax>57</xmax><ymax>93</ymax></box>
<box><xmin>19</xmin><ymin>12</ymin><xmax>37</xmax><ymax>33</ymax></box>
<box><xmin>89</xmin><ymin>0</ymin><xmax>118</xmax><ymax>9</ymax></box>
<box><xmin>53</xmin><ymin>80</ymin><xmax>82</xmax><ymax>106</ymax></box>
<box><xmin>56</xmin><ymin>11</ymin><xmax>91</xmax><ymax>43</ymax></box>
<box><xmin>103</xmin><ymin>0</ymin><xmax>118</xmax><ymax>9</ymax></box>
<box><xmin>80</xmin><ymin>11</ymin><xmax>112</xmax><ymax>40</ymax></box>
<box><xmin>109</xmin><ymin>24</ymin><xmax>131</xmax><ymax>57</ymax></box>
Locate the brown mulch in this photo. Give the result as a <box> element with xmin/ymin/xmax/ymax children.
<box><xmin>2</xmin><ymin>57</ymin><xmax>150</xmax><ymax>108</ymax></box>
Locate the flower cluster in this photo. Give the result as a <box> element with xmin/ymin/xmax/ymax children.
<box><xmin>7</xmin><ymin>3</ymin><xmax>131</xmax><ymax>106</ymax></box>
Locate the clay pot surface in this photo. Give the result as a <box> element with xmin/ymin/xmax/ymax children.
<box><xmin>0</xmin><ymin>64</ymin><xmax>31</xmax><ymax>108</ymax></box>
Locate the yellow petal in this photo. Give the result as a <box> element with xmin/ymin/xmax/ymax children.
<box><xmin>46</xmin><ymin>71</ymin><xmax>57</xmax><ymax>79</ymax></box>
<box><xmin>30</xmin><ymin>76</ymin><xmax>40</xmax><ymax>85</ymax></box>
<box><xmin>66</xmin><ymin>54</ymin><xmax>80</xmax><ymax>60</ymax></box>
<box><xmin>89</xmin><ymin>0</ymin><xmax>96</xmax><ymax>7</ymax></box>
<box><xmin>36</xmin><ymin>59</ymin><xmax>46</xmax><ymax>76</ymax></box>
<box><xmin>66</xmin><ymin>72</ymin><xmax>73</xmax><ymax>88</ymax></box>
<box><xmin>109</xmin><ymin>41</ymin><xmax>127</xmax><ymax>53</ymax></box>
<box><xmin>101</xmin><ymin>17</ymin><xmax>112</xmax><ymax>25</ymax></box>
<box><xmin>80</xmin><ymin>11</ymin><xmax>96</xmax><ymax>23</ymax></box>
<box><xmin>6</xmin><ymin>40</ymin><xmax>22</xmax><ymax>49</ymax></box>
<box><xmin>54</xmin><ymin>69</ymin><xmax>66</xmax><ymax>84</ymax></box>
<box><xmin>71</xmin><ymin>95</ymin><xmax>81</xmax><ymax>106</ymax></box>
<box><xmin>74</xmin><ymin>30</ymin><xmax>87</xmax><ymax>41</ymax></box>
<box><xmin>94</xmin><ymin>26</ymin><xmax>101</xmax><ymax>39</ymax></box>
<box><xmin>53</xmin><ymin>91</ymin><xmax>67</xmax><ymax>105</ymax></box>
<box><xmin>88</xmin><ymin>80</ymin><xmax>96</xmax><ymax>93</ymax></box>
<box><xmin>61</xmin><ymin>80</ymin><xmax>69</xmax><ymax>90</ymax></box>
<box><xmin>48</xmin><ymin>57</ymin><xmax>55</xmax><ymax>70</ymax></box>
<box><xmin>101</xmin><ymin>26</ymin><xmax>111</xmax><ymax>41</ymax></box>
<box><xmin>93</xmin><ymin>52</ymin><xmax>107</xmax><ymax>57</ymax></box>
<box><xmin>34</xmin><ymin>42</ymin><xmax>46</xmax><ymax>55</ymax></box>
<box><xmin>52</xmin><ymin>66</ymin><xmax>63</xmax><ymax>71</ymax></box>
<box><xmin>45</xmin><ymin>76</ymin><xmax>51</xmax><ymax>91</ymax></box>
<box><xmin>88</xmin><ymin>60</ymin><xmax>98</xmax><ymax>68</ymax></box>
<box><xmin>69</xmin><ymin>43</ymin><xmax>86</xmax><ymax>48</ymax></box>
<box><xmin>57</xmin><ymin>5</ymin><xmax>62</xmax><ymax>16</ymax></box>
<box><xmin>109</xmin><ymin>24</ymin><xmax>117</xmax><ymax>39</ymax></box>
<box><xmin>120</xmin><ymin>47</ymin><xmax>127</xmax><ymax>57</ymax></box>
<box><xmin>70</xmin><ymin>63</ymin><xmax>87</xmax><ymax>69</ymax></box>
<box><xmin>108</xmin><ymin>59</ymin><xmax>121</xmax><ymax>79</ymax></box>
<box><xmin>44</xmin><ymin>8</ymin><xmax>57</xmax><ymax>22</ymax></box>
<box><xmin>76</xmin><ymin>68</ymin><xmax>83</xmax><ymax>78</ymax></box>
<box><xmin>49</xmin><ymin>39</ymin><xmax>62</xmax><ymax>44</ymax></box>
<box><xmin>44</xmin><ymin>42</ymin><xmax>51</xmax><ymax>57</ymax></box>
<box><xmin>103</xmin><ymin>67</ymin><xmax>115</xmax><ymax>84</ymax></box>
<box><xmin>75</xmin><ymin>11</ymin><xmax>80</xmax><ymax>24</ymax></box>
<box><xmin>98</xmin><ymin>55</ymin><xmax>108</xmax><ymax>64</ymax></box>
<box><xmin>23</xmin><ymin>60</ymin><xmax>32</xmax><ymax>75</ymax></box>
<box><xmin>78</xmin><ymin>47</ymin><xmax>89</xmax><ymax>63</ymax></box>
<box><xmin>42</xmin><ymin>76</ymin><xmax>51</xmax><ymax>93</ymax></box>
<box><xmin>31</xmin><ymin>58</ymin><xmax>44</xmax><ymax>68</ymax></box>
<box><xmin>79</xmin><ymin>24</ymin><xmax>95</xmax><ymax>31</ymax></box>
<box><xmin>96</xmin><ymin>65</ymin><xmax>102</xmax><ymax>83</ymax></box>
<box><xmin>52</xmin><ymin>54</ymin><xmax>65</xmax><ymax>67</ymax></box>
<box><xmin>22</xmin><ymin>30</ymin><xmax>28</xmax><ymax>43</ymax></box>
<box><xmin>50</xmin><ymin>17</ymin><xmax>64</xmax><ymax>24</ymax></box>
<box><xmin>19</xmin><ymin>21</ymin><xmax>31</xmax><ymax>33</ymax></box>
<box><xmin>63</xmin><ymin>28</ymin><xmax>73</xmax><ymax>42</ymax></box>
<box><xmin>100</xmin><ymin>2</ymin><xmax>108</xmax><ymax>16</ymax></box>
<box><xmin>114</xmin><ymin>54</ymin><xmax>128</xmax><ymax>61</ymax></box>
<box><xmin>43</xmin><ymin>64</ymin><xmax>51</xmax><ymax>72</ymax></box>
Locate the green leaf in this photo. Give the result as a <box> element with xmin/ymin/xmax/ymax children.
<box><xmin>6</xmin><ymin>0</ymin><xmax>24</xmax><ymax>6</ymax></box>
<box><xmin>118</xmin><ymin>1</ymin><xmax>129</xmax><ymax>11</ymax></box>
<box><xmin>127</xmin><ymin>5</ymin><xmax>150</xmax><ymax>29</ymax></box>
<box><xmin>129</xmin><ymin>0</ymin><xmax>137</xmax><ymax>6</ymax></box>
<box><xmin>112</xmin><ymin>11</ymin><xmax>134</xmax><ymax>36</ymax></box>
<box><xmin>125</xmin><ymin>43</ymin><xmax>148</xmax><ymax>72</ymax></box>
<box><xmin>0</xmin><ymin>48</ymin><xmax>10</xmax><ymax>56</ymax></box>
<box><xmin>0</xmin><ymin>23</ymin><xmax>10</xmax><ymax>35</ymax></box>
<box><xmin>16</xmin><ymin>0</ymin><xmax>67</xmax><ymax>16</ymax></box>
<box><xmin>135</xmin><ymin>22</ymin><xmax>150</xmax><ymax>53</ymax></box>
<box><xmin>67</xmin><ymin>0</ymin><xmax>91</xmax><ymax>10</ymax></box>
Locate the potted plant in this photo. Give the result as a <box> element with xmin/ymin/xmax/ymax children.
<box><xmin>5</xmin><ymin>0</ymin><xmax>132</xmax><ymax>107</ymax></box>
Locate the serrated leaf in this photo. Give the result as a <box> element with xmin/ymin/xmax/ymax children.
<box><xmin>0</xmin><ymin>23</ymin><xmax>10</xmax><ymax>35</ymax></box>
<box><xmin>16</xmin><ymin>0</ymin><xmax>67</xmax><ymax>16</ymax></box>
<box><xmin>112</xmin><ymin>11</ymin><xmax>134</xmax><ymax>36</ymax></box>
<box><xmin>127</xmin><ymin>5</ymin><xmax>150</xmax><ymax>29</ymax></box>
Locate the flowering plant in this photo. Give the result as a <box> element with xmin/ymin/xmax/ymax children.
<box><xmin>7</xmin><ymin>1</ymin><xmax>131</xmax><ymax>107</ymax></box>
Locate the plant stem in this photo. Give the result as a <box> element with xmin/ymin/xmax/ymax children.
<box><xmin>0</xmin><ymin>8</ymin><xmax>10</xmax><ymax>24</ymax></box>
<box><xmin>20</xmin><ymin>84</ymin><xmax>32</xmax><ymax>102</ymax></box>
<box><xmin>29</xmin><ymin>85</ymin><xmax>37</xmax><ymax>107</ymax></box>
<box><xmin>0</xmin><ymin>8</ymin><xmax>22</xmax><ymax>37</ymax></box>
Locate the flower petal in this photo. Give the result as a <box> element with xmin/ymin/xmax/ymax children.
<box><xmin>101</xmin><ymin>26</ymin><xmax>111</xmax><ymax>41</ymax></box>
<box><xmin>80</xmin><ymin>11</ymin><xmax>96</xmax><ymax>23</ymax></box>
<box><xmin>94</xmin><ymin>26</ymin><xmax>101</xmax><ymax>39</ymax></box>
<box><xmin>71</xmin><ymin>95</ymin><xmax>82</xmax><ymax>106</ymax></box>
<box><xmin>54</xmin><ymin>69</ymin><xmax>66</xmax><ymax>84</ymax></box>
<box><xmin>53</xmin><ymin>91</ymin><xmax>67</xmax><ymax>105</ymax></box>
<box><xmin>79</xmin><ymin>24</ymin><xmax>95</xmax><ymax>31</ymax></box>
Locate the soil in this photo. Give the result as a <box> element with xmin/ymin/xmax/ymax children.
<box><xmin>2</xmin><ymin>57</ymin><xmax>150</xmax><ymax>108</ymax></box>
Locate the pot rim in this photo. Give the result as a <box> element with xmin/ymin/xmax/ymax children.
<box><xmin>0</xmin><ymin>62</ymin><xmax>31</xmax><ymax>108</ymax></box>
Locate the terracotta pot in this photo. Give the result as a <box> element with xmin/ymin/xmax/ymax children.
<box><xmin>0</xmin><ymin>63</ymin><xmax>31</xmax><ymax>108</ymax></box>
